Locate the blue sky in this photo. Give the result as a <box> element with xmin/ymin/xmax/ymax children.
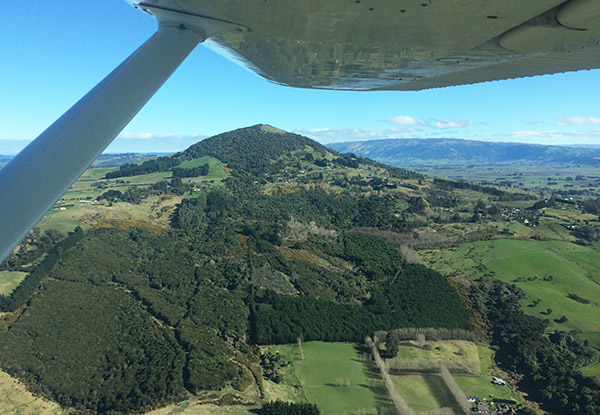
<box><xmin>1</xmin><ymin>0</ymin><xmax>600</xmax><ymax>155</ymax></box>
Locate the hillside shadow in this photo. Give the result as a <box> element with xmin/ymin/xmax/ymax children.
<box><xmin>422</xmin><ymin>374</ymin><xmax>463</xmax><ymax>413</ymax></box>
<box><xmin>354</xmin><ymin>344</ymin><xmax>394</xmax><ymax>411</ymax></box>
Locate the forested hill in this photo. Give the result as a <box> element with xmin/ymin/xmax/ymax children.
<box><xmin>4</xmin><ymin>125</ymin><xmax>596</xmax><ymax>414</ymax></box>
<box><xmin>181</xmin><ymin>124</ymin><xmax>330</xmax><ymax>175</ymax></box>
<box><xmin>181</xmin><ymin>124</ymin><xmax>420</xmax><ymax>179</ymax></box>
<box><xmin>329</xmin><ymin>138</ymin><xmax>600</xmax><ymax>166</ymax></box>
<box><xmin>0</xmin><ymin>124</ymin><xmax>476</xmax><ymax>414</ymax></box>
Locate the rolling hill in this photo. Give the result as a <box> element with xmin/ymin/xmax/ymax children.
<box><xmin>1</xmin><ymin>125</ymin><xmax>599</xmax><ymax>415</ymax></box>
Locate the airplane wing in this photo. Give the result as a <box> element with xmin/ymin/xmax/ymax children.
<box><xmin>168</xmin><ymin>0</ymin><xmax>600</xmax><ymax>90</ymax></box>
<box><xmin>1</xmin><ymin>0</ymin><xmax>599</xmax><ymax>262</ymax></box>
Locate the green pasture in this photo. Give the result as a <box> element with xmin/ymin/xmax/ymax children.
<box><xmin>543</xmin><ymin>207</ymin><xmax>598</xmax><ymax>222</ymax></box>
<box><xmin>581</xmin><ymin>352</ymin><xmax>600</xmax><ymax>378</ymax></box>
<box><xmin>391</xmin><ymin>340</ymin><xmax>480</xmax><ymax>375</ymax></box>
<box><xmin>454</xmin><ymin>345</ymin><xmax>519</xmax><ymax>403</ymax></box>
<box><xmin>269</xmin><ymin>342</ymin><xmax>391</xmax><ymax>415</ymax></box>
<box><xmin>390</xmin><ymin>341</ymin><xmax>519</xmax><ymax>411</ymax></box>
<box><xmin>33</xmin><ymin>155</ymin><xmax>231</xmax><ymax>234</ymax></box>
<box><xmin>0</xmin><ymin>271</ymin><xmax>28</xmax><ymax>296</ymax></box>
<box><xmin>36</xmin><ymin>205</ymin><xmax>92</xmax><ymax>234</ymax></box>
<box><xmin>533</xmin><ymin>220</ymin><xmax>574</xmax><ymax>241</ymax></box>
<box><xmin>118</xmin><ymin>171</ymin><xmax>173</xmax><ymax>184</ymax></box>
<box><xmin>59</xmin><ymin>189</ymin><xmax>104</xmax><ymax>202</ymax></box>
<box><xmin>391</xmin><ymin>374</ymin><xmax>461</xmax><ymax>413</ymax></box>
<box><xmin>421</xmin><ymin>239</ymin><xmax>600</xmax><ymax>349</ymax></box>
<box><xmin>78</xmin><ymin>167</ymin><xmax>117</xmax><ymax>182</ymax></box>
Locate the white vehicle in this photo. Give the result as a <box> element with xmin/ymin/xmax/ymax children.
<box><xmin>492</xmin><ymin>376</ymin><xmax>507</xmax><ymax>386</ymax></box>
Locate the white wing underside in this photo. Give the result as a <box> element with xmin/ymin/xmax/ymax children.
<box><xmin>129</xmin><ymin>0</ymin><xmax>600</xmax><ymax>90</ymax></box>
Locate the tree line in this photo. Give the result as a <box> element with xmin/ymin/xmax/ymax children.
<box><xmin>104</xmin><ymin>156</ymin><xmax>181</xmax><ymax>179</ymax></box>
<box><xmin>171</xmin><ymin>163</ymin><xmax>209</xmax><ymax>177</ymax></box>
<box><xmin>0</xmin><ymin>226</ymin><xmax>84</xmax><ymax>312</ymax></box>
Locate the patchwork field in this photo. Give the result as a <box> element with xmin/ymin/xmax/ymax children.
<box><xmin>389</xmin><ymin>340</ymin><xmax>519</xmax><ymax>412</ymax></box>
<box><xmin>33</xmin><ymin>156</ymin><xmax>227</xmax><ymax>234</ymax></box>
<box><xmin>417</xmin><ymin>164</ymin><xmax>600</xmax><ymax>195</ymax></box>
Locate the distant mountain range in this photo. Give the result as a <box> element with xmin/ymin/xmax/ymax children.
<box><xmin>328</xmin><ymin>138</ymin><xmax>600</xmax><ymax>167</ymax></box>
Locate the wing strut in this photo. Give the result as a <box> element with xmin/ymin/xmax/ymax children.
<box><xmin>0</xmin><ymin>24</ymin><xmax>204</xmax><ymax>262</ymax></box>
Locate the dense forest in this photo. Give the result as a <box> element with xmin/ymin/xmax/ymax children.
<box><xmin>0</xmin><ymin>125</ymin><xmax>598</xmax><ymax>414</ymax></box>
<box><xmin>104</xmin><ymin>156</ymin><xmax>181</xmax><ymax>179</ymax></box>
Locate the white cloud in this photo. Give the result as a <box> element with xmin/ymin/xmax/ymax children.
<box><xmin>556</xmin><ymin>117</ymin><xmax>600</xmax><ymax>126</ymax></box>
<box><xmin>433</xmin><ymin>120</ymin><xmax>474</xmax><ymax>129</ymax></box>
<box><xmin>386</xmin><ymin>115</ymin><xmax>425</xmax><ymax>126</ymax></box>
<box><xmin>118</xmin><ymin>132</ymin><xmax>154</xmax><ymax>140</ymax></box>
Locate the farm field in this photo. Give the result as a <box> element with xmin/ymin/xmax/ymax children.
<box><xmin>389</xmin><ymin>340</ymin><xmax>519</xmax><ymax>411</ymax></box>
<box><xmin>36</xmin><ymin>195</ymin><xmax>182</xmax><ymax>233</ymax></box>
<box><xmin>454</xmin><ymin>345</ymin><xmax>519</xmax><ymax>404</ymax></box>
<box><xmin>415</xmin><ymin>164</ymin><xmax>600</xmax><ymax>194</ymax></box>
<box><xmin>0</xmin><ymin>367</ymin><xmax>259</xmax><ymax>415</ymax></box>
<box><xmin>392</xmin><ymin>340</ymin><xmax>480</xmax><ymax>375</ymax></box>
<box><xmin>0</xmin><ymin>369</ymin><xmax>66</xmax><ymax>415</ymax></box>
<box><xmin>33</xmin><ymin>156</ymin><xmax>228</xmax><ymax>235</ymax></box>
<box><xmin>268</xmin><ymin>342</ymin><xmax>392</xmax><ymax>415</ymax></box>
<box><xmin>391</xmin><ymin>374</ymin><xmax>461</xmax><ymax>413</ymax></box>
<box><xmin>420</xmin><ymin>239</ymin><xmax>600</xmax><ymax>351</ymax></box>
<box><xmin>581</xmin><ymin>358</ymin><xmax>600</xmax><ymax>379</ymax></box>
<box><xmin>0</xmin><ymin>340</ymin><xmax>523</xmax><ymax>415</ymax></box>
<box><xmin>0</xmin><ymin>271</ymin><xmax>28</xmax><ymax>295</ymax></box>
<box><xmin>146</xmin><ymin>404</ymin><xmax>257</xmax><ymax>415</ymax></box>
<box><xmin>178</xmin><ymin>156</ymin><xmax>228</xmax><ymax>180</ymax></box>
